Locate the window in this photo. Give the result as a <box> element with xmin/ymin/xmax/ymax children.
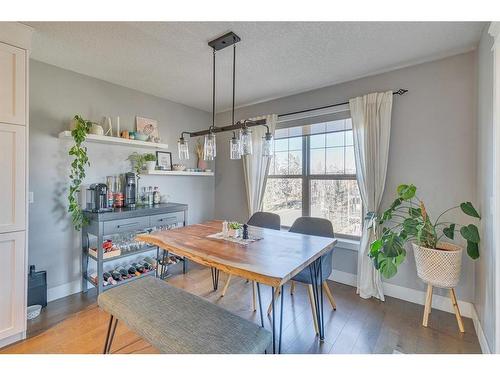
<box><xmin>263</xmin><ymin>117</ymin><xmax>362</xmax><ymax>238</ymax></box>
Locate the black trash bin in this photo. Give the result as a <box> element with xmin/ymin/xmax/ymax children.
<box><xmin>28</xmin><ymin>265</ymin><xmax>47</xmax><ymax>308</ymax></box>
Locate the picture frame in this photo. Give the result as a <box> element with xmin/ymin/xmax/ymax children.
<box><xmin>156</xmin><ymin>151</ymin><xmax>173</xmax><ymax>171</ymax></box>
<box><xmin>136</xmin><ymin>116</ymin><xmax>159</xmax><ymax>138</ymax></box>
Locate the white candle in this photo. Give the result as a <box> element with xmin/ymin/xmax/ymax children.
<box><xmin>116</xmin><ymin>116</ymin><xmax>120</xmax><ymax>137</ymax></box>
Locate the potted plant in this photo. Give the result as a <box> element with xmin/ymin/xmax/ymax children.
<box><xmin>143</xmin><ymin>153</ymin><xmax>157</xmax><ymax>172</ymax></box>
<box><xmin>228</xmin><ymin>222</ymin><xmax>243</xmax><ymax>238</ymax></box>
<box><xmin>367</xmin><ymin>185</ymin><xmax>481</xmax><ymax>280</ymax></box>
<box><xmin>68</xmin><ymin>115</ymin><xmax>92</xmax><ymax>230</ymax></box>
<box><xmin>128</xmin><ymin>152</ymin><xmax>156</xmax><ymax>173</ymax></box>
<box><xmin>368</xmin><ymin>184</ymin><xmax>480</xmax><ymax>332</ymax></box>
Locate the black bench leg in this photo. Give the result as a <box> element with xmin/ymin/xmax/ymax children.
<box><xmin>103</xmin><ymin>315</ymin><xmax>119</xmax><ymax>354</ymax></box>
<box><xmin>211</xmin><ymin>267</ymin><xmax>219</xmax><ymax>291</ymax></box>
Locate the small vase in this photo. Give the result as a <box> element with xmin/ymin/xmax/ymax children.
<box><xmin>198</xmin><ymin>159</ymin><xmax>207</xmax><ymax>170</ymax></box>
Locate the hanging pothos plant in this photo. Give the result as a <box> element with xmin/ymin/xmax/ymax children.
<box><xmin>68</xmin><ymin>115</ymin><xmax>92</xmax><ymax>230</ymax></box>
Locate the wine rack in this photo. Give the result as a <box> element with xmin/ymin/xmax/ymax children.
<box><xmin>81</xmin><ymin>203</ymin><xmax>188</xmax><ymax>295</ymax></box>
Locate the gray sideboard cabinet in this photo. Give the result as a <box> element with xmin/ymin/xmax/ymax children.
<box><xmin>81</xmin><ymin>202</ymin><xmax>188</xmax><ymax>295</ymax></box>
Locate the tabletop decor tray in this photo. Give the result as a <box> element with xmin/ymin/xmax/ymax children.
<box><xmin>207</xmin><ymin>232</ymin><xmax>263</xmax><ymax>246</ymax></box>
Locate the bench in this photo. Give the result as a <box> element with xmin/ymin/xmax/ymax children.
<box><xmin>97</xmin><ymin>276</ymin><xmax>272</xmax><ymax>354</ymax></box>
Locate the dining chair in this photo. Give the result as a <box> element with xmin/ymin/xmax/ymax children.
<box><xmin>220</xmin><ymin>212</ymin><xmax>281</xmax><ymax>311</ymax></box>
<box><xmin>267</xmin><ymin>216</ymin><xmax>337</xmax><ymax>335</ymax></box>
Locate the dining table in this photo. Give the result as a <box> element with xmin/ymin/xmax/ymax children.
<box><xmin>137</xmin><ymin>220</ymin><xmax>337</xmax><ymax>353</ymax></box>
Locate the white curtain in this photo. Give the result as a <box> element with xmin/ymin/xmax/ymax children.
<box><xmin>242</xmin><ymin>114</ymin><xmax>277</xmax><ymax>216</ymax></box>
<box><xmin>349</xmin><ymin>91</ymin><xmax>393</xmax><ymax>301</ymax></box>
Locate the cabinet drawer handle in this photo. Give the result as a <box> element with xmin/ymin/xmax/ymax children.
<box><xmin>117</xmin><ymin>222</ymin><xmax>140</xmax><ymax>228</ymax></box>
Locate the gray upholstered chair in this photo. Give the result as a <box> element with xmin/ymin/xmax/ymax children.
<box><xmin>267</xmin><ymin>216</ymin><xmax>337</xmax><ymax>335</ymax></box>
<box><xmin>247</xmin><ymin>211</ymin><xmax>281</xmax><ymax>231</ymax></box>
<box><xmin>221</xmin><ymin>212</ymin><xmax>281</xmax><ymax>309</ymax></box>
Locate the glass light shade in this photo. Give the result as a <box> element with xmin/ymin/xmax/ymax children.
<box><xmin>204</xmin><ymin>132</ymin><xmax>216</xmax><ymax>161</ymax></box>
<box><xmin>229</xmin><ymin>137</ymin><xmax>241</xmax><ymax>160</ymax></box>
<box><xmin>178</xmin><ymin>138</ymin><xmax>189</xmax><ymax>160</ymax></box>
<box><xmin>262</xmin><ymin>133</ymin><xmax>274</xmax><ymax>157</ymax></box>
<box><xmin>240</xmin><ymin>128</ymin><xmax>253</xmax><ymax>155</ymax></box>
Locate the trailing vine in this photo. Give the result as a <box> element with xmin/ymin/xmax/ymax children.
<box><xmin>68</xmin><ymin>115</ymin><xmax>91</xmax><ymax>230</ymax></box>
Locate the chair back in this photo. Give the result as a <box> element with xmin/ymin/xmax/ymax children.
<box><xmin>247</xmin><ymin>212</ymin><xmax>281</xmax><ymax>230</ymax></box>
<box><xmin>289</xmin><ymin>217</ymin><xmax>334</xmax><ymax>238</ymax></box>
<box><xmin>289</xmin><ymin>217</ymin><xmax>335</xmax><ymax>283</ymax></box>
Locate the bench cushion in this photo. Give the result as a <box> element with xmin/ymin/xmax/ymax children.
<box><xmin>98</xmin><ymin>276</ymin><xmax>272</xmax><ymax>354</ymax></box>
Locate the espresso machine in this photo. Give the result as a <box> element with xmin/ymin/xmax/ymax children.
<box><xmin>86</xmin><ymin>183</ymin><xmax>112</xmax><ymax>212</ymax></box>
<box><xmin>123</xmin><ymin>172</ymin><xmax>136</xmax><ymax>207</ymax></box>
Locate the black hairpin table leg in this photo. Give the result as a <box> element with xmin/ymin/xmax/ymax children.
<box><xmin>270</xmin><ymin>284</ymin><xmax>285</xmax><ymax>354</ymax></box>
<box><xmin>309</xmin><ymin>257</ymin><xmax>325</xmax><ymax>340</ymax></box>
<box><xmin>211</xmin><ymin>267</ymin><xmax>219</xmax><ymax>291</ymax></box>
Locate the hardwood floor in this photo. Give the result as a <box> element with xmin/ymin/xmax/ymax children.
<box><xmin>1</xmin><ymin>263</ymin><xmax>481</xmax><ymax>354</ymax></box>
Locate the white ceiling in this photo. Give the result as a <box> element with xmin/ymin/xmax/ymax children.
<box><xmin>26</xmin><ymin>22</ymin><xmax>485</xmax><ymax>112</ymax></box>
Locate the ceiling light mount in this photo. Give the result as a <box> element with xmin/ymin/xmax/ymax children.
<box><xmin>208</xmin><ymin>31</ymin><xmax>241</xmax><ymax>51</ymax></box>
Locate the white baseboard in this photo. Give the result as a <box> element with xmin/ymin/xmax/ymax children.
<box><xmin>471</xmin><ymin>306</ymin><xmax>492</xmax><ymax>354</ymax></box>
<box><xmin>0</xmin><ymin>331</ymin><xmax>25</xmax><ymax>349</ymax></box>
<box><xmin>47</xmin><ymin>280</ymin><xmax>82</xmax><ymax>302</ymax></box>
<box><xmin>329</xmin><ymin>270</ymin><xmax>473</xmax><ymax>318</ymax></box>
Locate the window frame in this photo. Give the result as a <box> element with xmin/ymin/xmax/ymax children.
<box><xmin>266</xmin><ymin>123</ymin><xmax>361</xmax><ymax>240</ymax></box>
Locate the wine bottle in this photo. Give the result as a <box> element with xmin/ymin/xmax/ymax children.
<box><xmin>103</xmin><ymin>272</ymin><xmax>116</xmax><ymax>285</ymax></box>
<box><xmin>127</xmin><ymin>265</ymin><xmax>138</xmax><ymax>276</ymax></box>
<box><xmin>116</xmin><ymin>266</ymin><xmax>129</xmax><ymax>279</ymax></box>
<box><xmin>144</xmin><ymin>256</ymin><xmax>157</xmax><ymax>269</ymax></box>
<box><xmin>132</xmin><ymin>262</ymin><xmax>145</xmax><ymax>273</ymax></box>
<box><xmin>111</xmin><ymin>270</ymin><xmax>122</xmax><ymax>281</ymax></box>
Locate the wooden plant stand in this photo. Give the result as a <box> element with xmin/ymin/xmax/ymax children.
<box><xmin>422</xmin><ymin>283</ymin><xmax>465</xmax><ymax>333</ymax></box>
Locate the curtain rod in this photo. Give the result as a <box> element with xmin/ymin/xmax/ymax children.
<box><xmin>278</xmin><ymin>89</ymin><xmax>408</xmax><ymax>118</ymax></box>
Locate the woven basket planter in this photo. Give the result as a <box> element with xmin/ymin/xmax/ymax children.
<box><xmin>412</xmin><ymin>242</ymin><xmax>462</xmax><ymax>289</ymax></box>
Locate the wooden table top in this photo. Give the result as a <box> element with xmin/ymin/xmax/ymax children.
<box><xmin>137</xmin><ymin>220</ymin><xmax>337</xmax><ymax>287</ymax></box>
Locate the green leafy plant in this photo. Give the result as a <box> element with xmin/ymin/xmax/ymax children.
<box><xmin>127</xmin><ymin>152</ymin><xmax>155</xmax><ymax>174</ymax></box>
<box><xmin>143</xmin><ymin>153</ymin><xmax>156</xmax><ymax>162</ymax></box>
<box><xmin>68</xmin><ymin>115</ymin><xmax>92</xmax><ymax>230</ymax></box>
<box><xmin>229</xmin><ymin>222</ymin><xmax>242</xmax><ymax>230</ymax></box>
<box><xmin>368</xmin><ymin>184</ymin><xmax>481</xmax><ymax>279</ymax></box>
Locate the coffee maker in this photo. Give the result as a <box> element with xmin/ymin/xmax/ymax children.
<box><xmin>86</xmin><ymin>183</ymin><xmax>111</xmax><ymax>212</ymax></box>
<box><xmin>124</xmin><ymin>172</ymin><xmax>136</xmax><ymax>207</ymax></box>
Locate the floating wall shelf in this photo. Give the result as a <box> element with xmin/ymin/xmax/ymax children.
<box><xmin>143</xmin><ymin>170</ymin><xmax>214</xmax><ymax>177</ymax></box>
<box><xmin>58</xmin><ymin>131</ymin><xmax>168</xmax><ymax>150</ymax></box>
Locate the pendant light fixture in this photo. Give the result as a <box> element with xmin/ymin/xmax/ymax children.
<box><xmin>204</xmin><ymin>49</ymin><xmax>217</xmax><ymax>161</ymax></box>
<box><xmin>178</xmin><ymin>132</ymin><xmax>190</xmax><ymax>160</ymax></box>
<box><xmin>177</xmin><ymin>31</ymin><xmax>271</xmax><ymax>162</ymax></box>
<box><xmin>240</xmin><ymin>126</ymin><xmax>253</xmax><ymax>156</ymax></box>
<box><xmin>228</xmin><ymin>43</ymin><xmax>242</xmax><ymax>160</ymax></box>
<box><xmin>262</xmin><ymin>129</ymin><xmax>273</xmax><ymax>157</ymax></box>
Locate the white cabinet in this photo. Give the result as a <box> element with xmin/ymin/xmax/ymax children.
<box><xmin>0</xmin><ymin>231</ymin><xmax>26</xmax><ymax>342</ymax></box>
<box><xmin>0</xmin><ymin>23</ymin><xmax>31</xmax><ymax>349</ymax></box>
<box><xmin>0</xmin><ymin>42</ymin><xmax>26</xmax><ymax>125</ymax></box>
<box><xmin>0</xmin><ymin>124</ymin><xmax>26</xmax><ymax>233</ymax></box>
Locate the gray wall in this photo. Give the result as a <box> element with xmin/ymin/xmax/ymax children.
<box><xmin>475</xmin><ymin>25</ymin><xmax>496</xmax><ymax>352</ymax></box>
<box><xmin>216</xmin><ymin>52</ymin><xmax>478</xmax><ymax>303</ymax></box>
<box><xmin>29</xmin><ymin>60</ymin><xmax>214</xmax><ymax>299</ymax></box>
